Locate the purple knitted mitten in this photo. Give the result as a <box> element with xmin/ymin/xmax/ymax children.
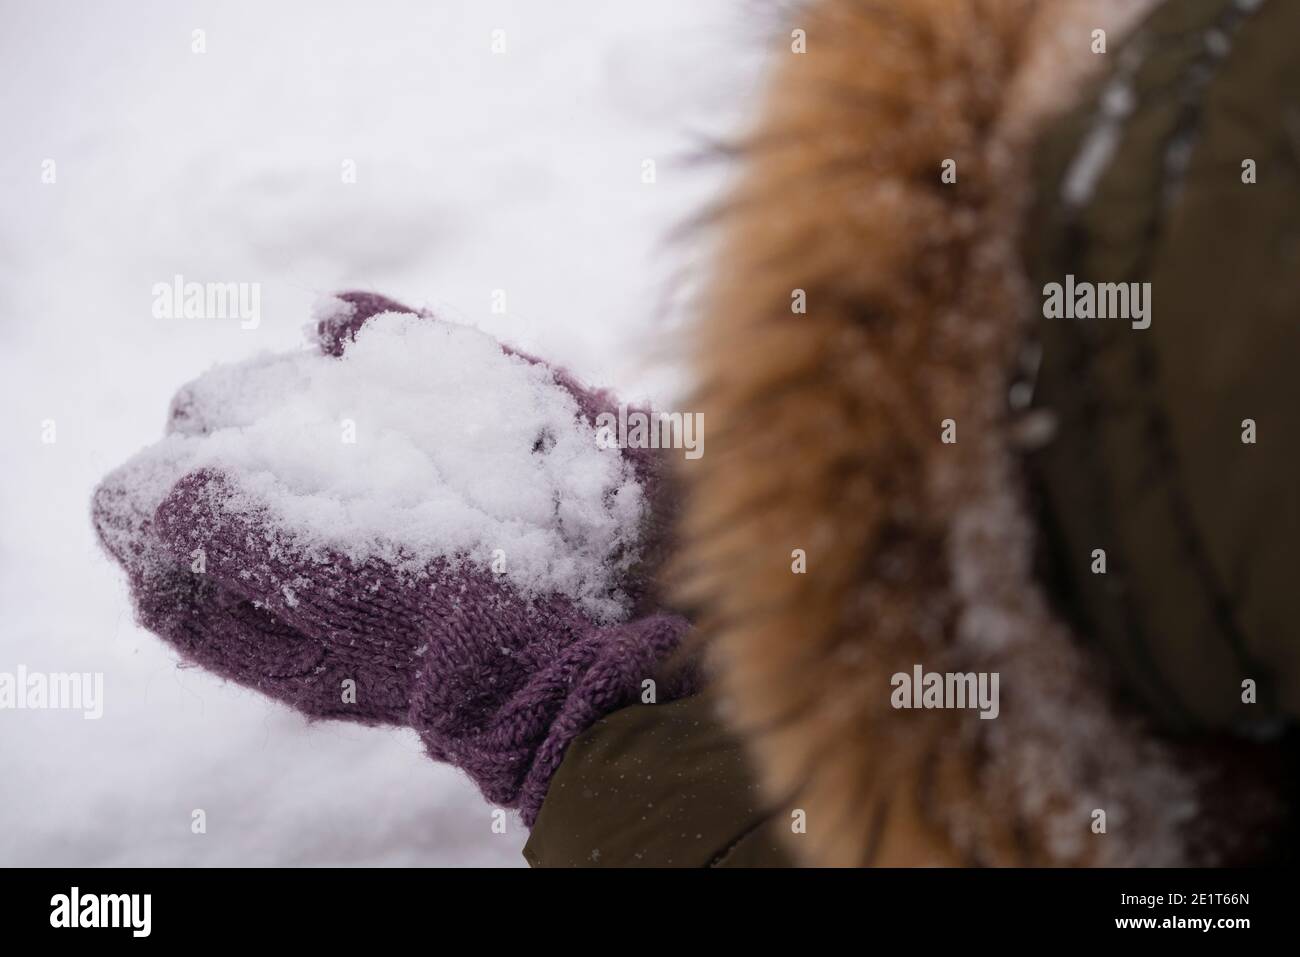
<box><xmin>92</xmin><ymin>292</ymin><xmax>693</xmax><ymax>824</ymax></box>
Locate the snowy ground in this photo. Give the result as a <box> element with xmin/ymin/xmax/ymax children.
<box><xmin>0</xmin><ymin>0</ymin><xmax>767</xmax><ymax>866</ymax></box>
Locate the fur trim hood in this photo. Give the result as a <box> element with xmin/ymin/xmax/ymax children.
<box><xmin>676</xmin><ymin>0</ymin><xmax>1214</xmax><ymax>866</ymax></box>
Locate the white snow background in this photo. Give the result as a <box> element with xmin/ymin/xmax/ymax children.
<box><xmin>0</xmin><ymin>0</ymin><xmax>767</xmax><ymax>865</ymax></box>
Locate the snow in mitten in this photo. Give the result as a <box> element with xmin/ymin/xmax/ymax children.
<box><xmin>92</xmin><ymin>292</ymin><xmax>693</xmax><ymax>823</ymax></box>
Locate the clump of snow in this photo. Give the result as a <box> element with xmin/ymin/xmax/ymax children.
<box><xmin>106</xmin><ymin>307</ymin><xmax>646</xmax><ymax>620</ymax></box>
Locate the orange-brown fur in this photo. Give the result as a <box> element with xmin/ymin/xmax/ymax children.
<box><xmin>676</xmin><ymin>0</ymin><xmax>1197</xmax><ymax>866</ymax></box>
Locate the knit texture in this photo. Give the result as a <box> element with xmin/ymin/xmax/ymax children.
<box><xmin>93</xmin><ymin>291</ymin><xmax>693</xmax><ymax>825</ymax></box>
